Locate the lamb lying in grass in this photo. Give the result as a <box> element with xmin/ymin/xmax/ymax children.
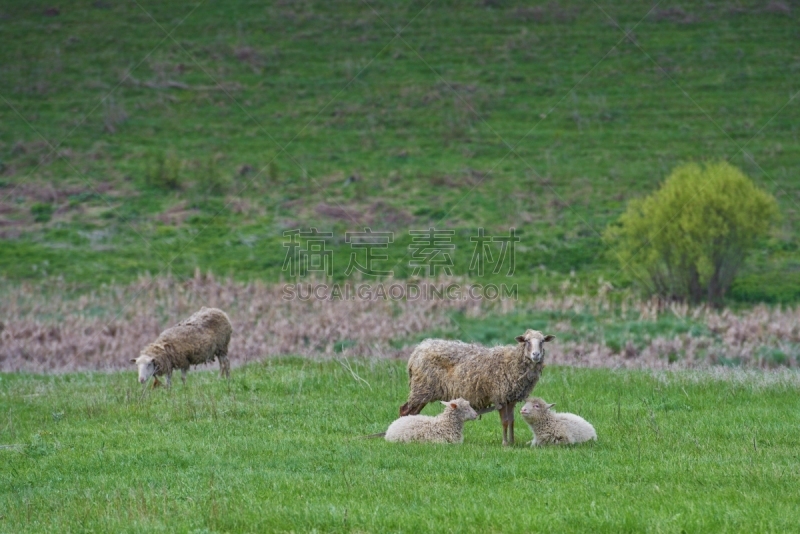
<box><xmin>520</xmin><ymin>397</ymin><xmax>597</xmax><ymax>446</ymax></box>
<box><xmin>385</xmin><ymin>398</ymin><xmax>478</xmax><ymax>444</ymax></box>
<box><xmin>130</xmin><ymin>307</ymin><xmax>232</xmax><ymax>387</ymax></box>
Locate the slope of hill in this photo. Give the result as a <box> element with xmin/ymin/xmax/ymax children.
<box><xmin>1</xmin><ymin>0</ymin><xmax>798</xmax><ymax>301</ymax></box>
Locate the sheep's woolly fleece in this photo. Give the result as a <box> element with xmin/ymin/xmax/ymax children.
<box><xmin>520</xmin><ymin>397</ymin><xmax>597</xmax><ymax>446</ymax></box>
<box><xmin>402</xmin><ymin>331</ymin><xmax>550</xmax><ymax>413</ymax></box>
<box><xmin>385</xmin><ymin>398</ymin><xmax>478</xmax><ymax>444</ymax></box>
<box><xmin>136</xmin><ymin>307</ymin><xmax>232</xmax><ymax>380</ymax></box>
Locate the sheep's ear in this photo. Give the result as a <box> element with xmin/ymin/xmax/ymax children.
<box><xmin>546</xmin><ymin>403</ymin><xmax>556</xmax><ymax>410</ymax></box>
<box><xmin>440</xmin><ymin>401</ymin><xmax>449</xmax><ymax>406</ymax></box>
<box><xmin>543</xmin><ymin>335</ymin><xmax>556</xmax><ymax>342</ymax></box>
<box><xmin>515</xmin><ymin>335</ymin><xmax>526</xmax><ymax>343</ymax></box>
<box><xmin>450</xmin><ymin>402</ymin><xmax>458</xmax><ymax>410</ymax></box>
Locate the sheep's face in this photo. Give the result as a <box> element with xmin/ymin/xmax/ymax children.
<box><xmin>515</xmin><ymin>330</ymin><xmax>555</xmax><ymax>362</ymax></box>
<box><xmin>130</xmin><ymin>355</ymin><xmax>156</xmax><ymax>384</ymax></box>
<box><xmin>442</xmin><ymin>398</ymin><xmax>479</xmax><ymax>421</ymax></box>
<box><xmin>520</xmin><ymin>397</ymin><xmax>555</xmax><ymax>420</ymax></box>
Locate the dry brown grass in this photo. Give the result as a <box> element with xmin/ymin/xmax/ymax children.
<box><xmin>1</xmin><ymin>275</ymin><xmax>798</xmax><ymax>373</ymax></box>
<box><xmin>0</xmin><ymin>273</ymin><xmax>482</xmax><ymax>373</ymax></box>
<box><xmin>525</xmin><ymin>295</ymin><xmax>800</xmax><ymax>370</ymax></box>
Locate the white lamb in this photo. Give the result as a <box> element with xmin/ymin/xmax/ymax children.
<box><xmin>385</xmin><ymin>398</ymin><xmax>478</xmax><ymax>444</ymax></box>
<box><xmin>520</xmin><ymin>397</ymin><xmax>597</xmax><ymax>446</ymax></box>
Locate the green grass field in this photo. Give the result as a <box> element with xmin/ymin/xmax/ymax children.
<box><xmin>3</xmin><ymin>2</ymin><xmax>800</xmax><ymax>531</ymax></box>
<box><xmin>1</xmin><ymin>0</ymin><xmax>799</xmax><ymax>301</ymax></box>
<box><xmin>2</xmin><ymin>359</ymin><xmax>799</xmax><ymax>532</ymax></box>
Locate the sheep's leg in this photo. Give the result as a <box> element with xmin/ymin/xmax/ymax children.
<box><xmin>219</xmin><ymin>355</ymin><xmax>230</xmax><ymax>379</ymax></box>
<box><xmin>400</xmin><ymin>401</ymin><xmax>427</xmax><ymax>417</ymax></box>
<box><xmin>508</xmin><ymin>402</ymin><xmax>516</xmax><ymax>445</ymax></box>
<box><xmin>165</xmin><ymin>372</ymin><xmax>172</xmax><ymax>388</ymax></box>
<box><xmin>181</xmin><ymin>369</ymin><xmax>187</xmax><ymax>384</ymax></box>
<box><xmin>500</xmin><ymin>405</ymin><xmax>510</xmax><ymax>446</ymax></box>
<box><xmin>499</xmin><ymin>404</ymin><xmax>516</xmax><ymax>445</ymax></box>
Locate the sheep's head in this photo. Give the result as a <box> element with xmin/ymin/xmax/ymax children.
<box><xmin>441</xmin><ymin>398</ymin><xmax>478</xmax><ymax>421</ymax></box>
<box><xmin>520</xmin><ymin>397</ymin><xmax>555</xmax><ymax>420</ymax></box>
<box><xmin>130</xmin><ymin>355</ymin><xmax>156</xmax><ymax>384</ymax></box>
<box><xmin>515</xmin><ymin>330</ymin><xmax>555</xmax><ymax>362</ymax></box>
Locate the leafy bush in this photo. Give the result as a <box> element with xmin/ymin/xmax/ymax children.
<box><xmin>145</xmin><ymin>150</ymin><xmax>182</xmax><ymax>190</ymax></box>
<box><xmin>604</xmin><ymin>162</ymin><xmax>779</xmax><ymax>305</ymax></box>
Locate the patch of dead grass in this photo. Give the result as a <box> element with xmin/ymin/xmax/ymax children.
<box><xmin>1</xmin><ymin>277</ymin><xmax>798</xmax><ymax>373</ymax></box>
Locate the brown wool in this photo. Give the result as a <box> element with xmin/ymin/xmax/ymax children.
<box><xmin>400</xmin><ymin>330</ymin><xmax>555</xmax><ymax>445</ymax></box>
<box><xmin>140</xmin><ymin>307</ymin><xmax>232</xmax><ymax>384</ymax></box>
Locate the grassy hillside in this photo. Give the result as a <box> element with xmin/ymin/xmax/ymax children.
<box><xmin>2</xmin><ymin>360</ymin><xmax>800</xmax><ymax>532</ymax></box>
<box><xmin>1</xmin><ymin>0</ymin><xmax>799</xmax><ymax>301</ymax></box>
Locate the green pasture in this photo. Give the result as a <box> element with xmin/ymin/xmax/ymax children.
<box><xmin>0</xmin><ymin>0</ymin><xmax>798</xmax><ymax>301</ymax></box>
<box><xmin>1</xmin><ymin>359</ymin><xmax>799</xmax><ymax>532</ymax></box>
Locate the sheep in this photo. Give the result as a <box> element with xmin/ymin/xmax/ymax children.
<box><xmin>130</xmin><ymin>307</ymin><xmax>232</xmax><ymax>387</ymax></box>
<box><xmin>399</xmin><ymin>330</ymin><xmax>555</xmax><ymax>446</ymax></box>
<box><xmin>384</xmin><ymin>398</ymin><xmax>478</xmax><ymax>444</ymax></box>
<box><xmin>519</xmin><ymin>397</ymin><xmax>597</xmax><ymax>446</ymax></box>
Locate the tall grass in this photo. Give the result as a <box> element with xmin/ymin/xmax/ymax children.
<box><xmin>1</xmin><ymin>273</ymin><xmax>798</xmax><ymax>372</ymax></box>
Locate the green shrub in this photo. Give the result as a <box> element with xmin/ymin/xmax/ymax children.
<box><xmin>604</xmin><ymin>162</ymin><xmax>779</xmax><ymax>305</ymax></box>
<box><xmin>30</xmin><ymin>202</ymin><xmax>53</xmax><ymax>223</ymax></box>
<box><xmin>145</xmin><ymin>150</ymin><xmax>182</xmax><ymax>190</ymax></box>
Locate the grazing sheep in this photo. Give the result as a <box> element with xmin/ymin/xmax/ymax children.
<box><xmin>520</xmin><ymin>397</ymin><xmax>597</xmax><ymax>446</ymax></box>
<box><xmin>400</xmin><ymin>330</ymin><xmax>555</xmax><ymax>445</ymax></box>
<box><xmin>385</xmin><ymin>398</ymin><xmax>478</xmax><ymax>444</ymax></box>
<box><xmin>130</xmin><ymin>307</ymin><xmax>232</xmax><ymax>387</ymax></box>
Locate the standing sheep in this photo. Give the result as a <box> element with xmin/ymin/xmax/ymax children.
<box><xmin>520</xmin><ymin>397</ymin><xmax>597</xmax><ymax>446</ymax></box>
<box><xmin>130</xmin><ymin>307</ymin><xmax>232</xmax><ymax>387</ymax></box>
<box><xmin>385</xmin><ymin>398</ymin><xmax>478</xmax><ymax>444</ymax></box>
<box><xmin>400</xmin><ymin>330</ymin><xmax>555</xmax><ymax>446</ymax></box>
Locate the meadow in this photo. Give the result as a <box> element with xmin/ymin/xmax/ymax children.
<box><xmin>1</xmin><ymin>0</ymin><xmax>799</xmax><ymax>301</ymax></box>
<box><xmin>3</xmin><ymin>1</ymin><xmax>800</xmax><ymax>531</ymax></box>
<box><xmin>2</xmin><ymin>359</ymin><xmax>800</xmax><ymax>533</ymax></box>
